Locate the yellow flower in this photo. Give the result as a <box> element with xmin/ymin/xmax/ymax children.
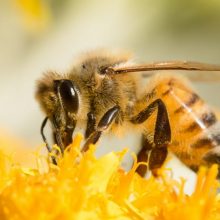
<box><xmin>13</xmin><ymin>0</ymin><xmax>51</xmax><ymax>33</ymax></box>
<box><xmin>0</xmin><ymin>133</ymin><xmax>219</xmax><ymax>220</ymax></box>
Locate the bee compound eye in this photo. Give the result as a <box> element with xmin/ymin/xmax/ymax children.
<box><xmin>58</xmin><ymin>80</ymin><xmax>79</xmax><ymax>113</ymax></box>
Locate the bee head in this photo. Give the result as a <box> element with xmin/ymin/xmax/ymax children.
<box><xmin>36</xmin><ymin>72</ymin><xmax>80</xmax><ymax>152</ymax></box>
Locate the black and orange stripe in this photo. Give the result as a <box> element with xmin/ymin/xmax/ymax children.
<box><xmin>139</xmin><ymin>75</ymin><xmax>220</xmax><ymax>172</ymax></box>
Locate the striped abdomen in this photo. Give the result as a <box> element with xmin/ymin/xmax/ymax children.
<box><xmin>150</xmin><ymin>75</ymin><xmax>220</xmax><ymax>172</ymax></box>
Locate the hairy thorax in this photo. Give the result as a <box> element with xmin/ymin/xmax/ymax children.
<box><xmin>68</xmin><ymin>68</ymin><xmax>139</xmax><ymax>125</ymax></box>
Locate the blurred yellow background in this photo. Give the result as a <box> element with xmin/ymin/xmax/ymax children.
<box><xmin>0</xmin><ymin>0</ymin><xmax>220</xmax><ymax>193</ymax></box>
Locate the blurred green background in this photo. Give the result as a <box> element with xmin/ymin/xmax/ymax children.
<box><xmin>0</xmin><ymin>0</ymin><xmax>220</xmax><ymax>144</ymax></box>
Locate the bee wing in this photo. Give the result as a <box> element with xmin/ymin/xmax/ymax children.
<box><xmin>177</xmin><ymin>72</ymin><xmax>220</xmax><ymax>82</ymax></box>
<box><xmin>109</xmin><ymin>61</ymin><xmax>220</xmax><ymax>82</ymax></box>
<box><xmin>142</xmin><ymin>71</ymin><xmax>220</xmax><ymax>82</ymax></box>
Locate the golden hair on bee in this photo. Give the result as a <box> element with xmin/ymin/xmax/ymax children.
<box><xmin>35</xmin><ymin>49</ymin><xmax>220</xmax><ymax>177</ymax></box>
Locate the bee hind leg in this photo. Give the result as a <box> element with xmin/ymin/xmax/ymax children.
<box><xmin>131</xmin><ymin>99</ymin><xmax>171</xmax><ymax>177</ymax></box>
<box><xmin>136</xmin><ymin>136</ymin><xmax>153</xmax><ymax>176</ymax></box>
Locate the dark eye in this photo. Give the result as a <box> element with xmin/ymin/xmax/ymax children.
<box><xmin>57</xmin><ymin>80</ymin><xmax>79</xmax><ymax>113</ymax></box>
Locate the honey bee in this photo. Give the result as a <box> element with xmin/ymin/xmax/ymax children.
<box><xmin>35</xmin><ymin>49</ymin><xmax>220</xmax><ymax>177</ymax></box>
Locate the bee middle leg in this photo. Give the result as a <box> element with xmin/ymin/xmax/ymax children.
<box><xmin>82</xmin><ymin>105</ymin><xmax>120</xmax><ymax>151</ymax></box>
<box><xmin>131</xmin><ymin>99</ymin><xmax>171</xmax><ymax>177</ymax></box>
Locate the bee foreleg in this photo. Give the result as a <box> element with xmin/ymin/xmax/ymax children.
<box><xmin>51</xmin><ymin>111</ymin><xmax>76</xmax><ymax>156</ymax></box>
<box><xmin>131</xmin><ymin>99</ymin><xmax>171</xmax><ymax>176</ymax></box>
<box><xmin>82</xmin><ymin>105</ymin><xmax>120</xmax><ymax>151</ymax></box>
<box><xmin>51</xmin><ymin>115</ymin><xmax>65</xmax><ymax>155</ymax></box>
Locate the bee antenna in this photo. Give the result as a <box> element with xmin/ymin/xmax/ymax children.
<box><xmin>40</xmin><ymin>117</ymin><xmax>58</xmax><ymax>165</ymax></box>
<box><xmin>41</xmin><ymin>117</ymin><xmax>51</xmax><ymax>151</ymax></box>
